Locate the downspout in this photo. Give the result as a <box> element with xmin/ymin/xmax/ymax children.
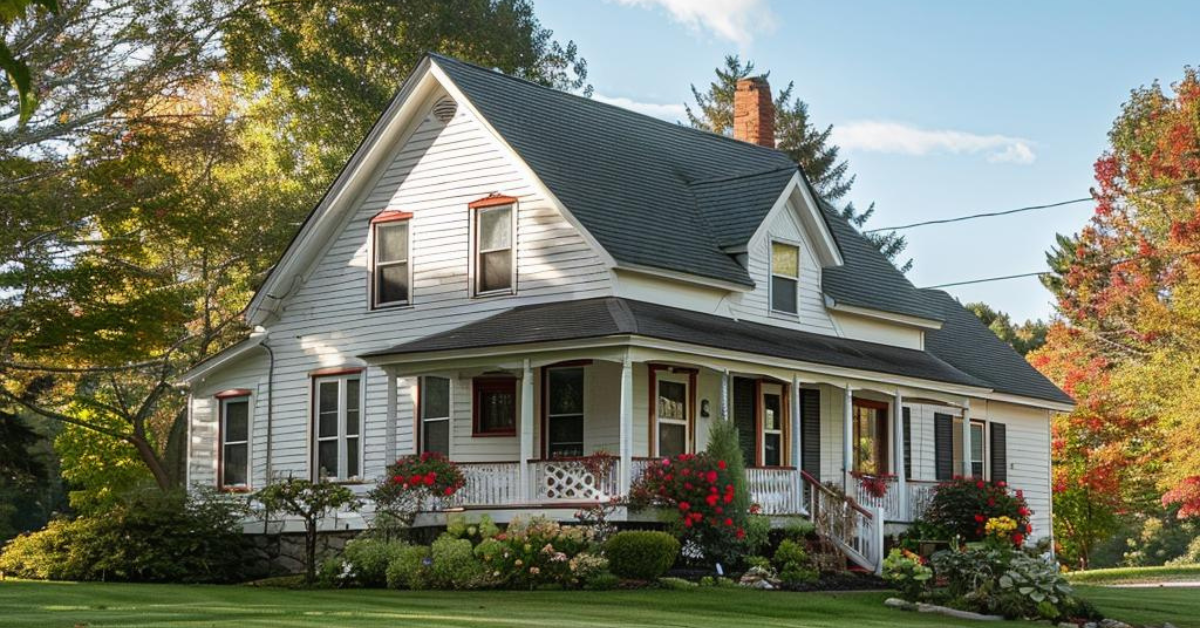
<box><xmin>257</xmin><ymin>330</ymin><xmax>275</xmax><ymax>482</ymax></box>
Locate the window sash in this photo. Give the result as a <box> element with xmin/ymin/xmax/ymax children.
<box><xmin>547</xmin><ymin>367</ymin><xmax>585</xmax><ymax>457</ymax></box>
<box><xmin>220</xmin><ymin>397</ymin><xmax>250</xmax><ymax>488</ymax></box>
<box><xmin>313</xmin><ymin>374</ymin><xmax>364</xmax><ymax>481</ymax></box>
<box><xmin>761</xmin><ymin>389</ymin><xmax>784</xmax><ymax>468</ymax></box>
<box><xmin>655</xmin><ymin>375</ymin><xmax>689</xmax><ymax>457</ymax></box>
<box><xmin>420</xmin><ymin>376</ymin><xmax>451</xmax><ymax>455</ymax></box>
<box><xmin>473</xmin><ymin>377</ymin><xmax>517</xmax><ymax>435</ymax></box>
<box><xmin>952</xmin><ymin>418</ymin><xmax>988</xmax><ymax>479</ymax></box>
<box><xmin>770</xmin><ymin>241</ymin><xmax>800</xmax><ymax>314</ymax></box>
<box><xmin>373</xmin><ymin>222</ymin><xmax>410</xmax><ymax>307</ymax></box>
<box><xmin>474</xmin><ymin>205</ymin><xmax>514</xmax><ymax>294</ymax></box>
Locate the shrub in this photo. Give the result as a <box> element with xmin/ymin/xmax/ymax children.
<box><xmin>927</xmin><ymin>546</ymin><xmax>1080</xmax><ymax>620</ymax></box>
<box><xmin>583</xmin><ymin>570</ymin><xmax>620</xmax><ymax>590</ymax></box>
<box><xmin>0</xmin><ymin>489</ymin><xmax>250</xmax><ymax>583</ymax></box>
<box><xmin>605</xmin><ymin>531</ymin><xmax>680</xmax><ymax>580</ymax></box>
<box><xmin>385</xmin><ymin>545</ymin><xmax>432</xmax><ymax>590</ymax></box>
<box><xmin>782</xmin><ymin>518</ymin><xmax>816</xmax><ymax>542</ymax></box>
<box><xmin>658</xmin><ymin>576</ymin><xmax>698</xmax><ymax>589</ymax></box>
<box><xmin>256</xmin><ymin>477</ymin><xmax>359</xmax><ymax>584</ymax></box>
<box><xmin>370</xmin><ymin>453</ymin><xmax>466</xmax><ymax>538</ymax></box>
<box><xmin>444</xmin><ymin>514</ymin><xmax>500</xmax><ymax>546</ymax></box>
<box><xmin>473</xmin><ymin>516</ymin><xmax>605</xmax><ymax>589</ymax></box>
<box><xmin>882</xmin><ymin>548</ymin><xmax>933</xmax><ymax>601</ymax></box>
<box><xmin>773</xmin><ymin>539</ymin><xmax>818</xmax><ymax>585</ymax></box>
<box><xmin>428</xmin><ymin>535</ymin><xmax>491</xmax><ymax>589</ymax></box>
<box><xmin>320</xmin><ymin>538</ymin><xmax>410</xmax><ymax>588</ymax></box>
<box><xmin>924</xmin><ymin>477</ymin><xmax>1032</xmax><ymax>544</ymax></box>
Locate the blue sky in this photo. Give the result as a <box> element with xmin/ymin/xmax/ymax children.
<box><xmin>535</xmin><ymin>1</ymin><xmax>1197</xmax><ymax>322</ymax></box>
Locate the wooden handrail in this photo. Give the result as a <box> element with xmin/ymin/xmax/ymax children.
<box><xmin>800</xmin><ymin>470</ymin><xmax>874</xmax><ymax>519</ymax></box>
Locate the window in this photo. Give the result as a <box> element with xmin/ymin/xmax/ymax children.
<box><xmin>761</xmin><ymin>385</ymin><xmax>784</xmax><ymax>467</ymax></box>
<box><xmin>546</xmin><ymin>367</ymin><xmax>585</xmax><ymax>457</ymax></box>
<box><xmin>313</xmin><ymin>372</ymin><xmax>363</xmax><ymax>481</ymax></box>
<box><xmin>770</xmin><ymin>241</ymin><xmax>799</xmax><ymax>314</ymax></box>
<box><xmin>219</xmin><ymin>393</ymin><xmax>250</xmax><ymax>489</ymax></box>
<box><xmin>372</xmin><ymin>215</ymin><xmax>411</xmax><ymax>308</ymax></box>
<box><xmin>655</xmin><ymin>374</ymin><xmax>690</xmax><ymax>458</ymax></box>
<box><xmin>419</xmin><ymin>376</ymin><xmax>450</xmax><ymax>456</ymax></box>
<box><xmin>953</xmin><ymin>418</ymin><xmax>987</xmax><ymax>478</ymax></box>
<box><xmin>852</xmin><ymin>399</ymin><xmax>889</xmax><ymax>475</ymax></box>
<box><xmin>473</xmin><ymin>377</ymin><xmax>517</xmax><ymax>436</ymax></box>
<box><xmin>474</xmin><ymin>204</ymin><xmax>514</xmax><ymax>294</ymax></box>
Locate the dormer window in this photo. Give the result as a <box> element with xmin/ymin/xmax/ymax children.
<box><xmin>469</xmin><ymin>195</ymin><xmax>517</xmax><ymax>296</ymax></box>
<box><xmin>770</xmin><ymin>240</ymin><xmax>799</xmax><ymax>314</ymax></box>
<box><xmin>371</xmin><ymin>211</ymin><xmax>412</xmax><ymax>308</ymax></box>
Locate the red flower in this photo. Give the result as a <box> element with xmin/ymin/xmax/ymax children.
<box><xmin>997</xmin><ymin>481</ymin><xmax>1007</xmax><ymax>488</ymax></box>
<box><xmin>678</xmin><ymin>501</ymin><xmax>691</xmax><ymax>511</ymax></box>
<box><xmin>974</xmin><ymin>514</ymin><xmax>986</xmax><ymax>523</ymax></box>
<box><xmin>423</xmin><ymin>473</ymin><xmax>436</xmax><ymax>486</ymax></box>
<box><xmin>724</xmin><ymin>518</ymin><xmax>733</xmax><ymax>527</ymax></box>
<box><xmin>1013</xmin><ymin>533</ymin><xmax>1025</xmax><ymax>546</ymax></box>
<box><xmin>706</xmin><ymin>471</ymin><xmax>719</xmax><ymax>484</ymax></box>
<box><xmin>1018</xmin><ymin>506</ymin><xmax>1030</xmax><ymax>516</ymax></box>
<box><xmin>976</xmin><ymin>481</ymin><xmax>985</xmax><ymax>489</ymax></box>
<box><xmin>715</xmin><ymin>506</ymin><xmax>723</xmax><ymax>514</ymax></box>
<box><xmin>735</xmin><ymin>528</ymin><xmax>746</xmax><ymax>539</ymax></box>
<box><xmin>392</xmin><ymin>475</ymin><xmax>404</xmax><ymax>484</ymax></box>
<box><xmin>723</xmin><ymin>494</ymin><xmax>733</xmax><ymax>504</ymax></box>
<box><xmin>443</xmin><ymin>486</ymin><xmax>455</xmax><ymax>496</ymax></box>
<box><xmin>718</xmin><ymin>460</ymin><xmax>727</xmax><ymax>470</ymax></box>
<box><xmin>706</xmin><ymin>494</ymin><xmax>719</xmax><ymax>507</ymax></box>
<box><xmin>682</xmin><ymin>468</ymin><xmax>691</xmax><ymax>476</ymax></box>
<box><xmin>409</xmin><ymin>474</ymin><xmax>423</xmax><ymax>486</ymax></box>
<box><xmin>684</xmin><ymin>482</ymin><xmax>693</xmax><ymax>490</ymax></box>
<box><xmin>683</xmin><ymin>518</ymin><xmax>693</xmax><ymax>528</ymax></box>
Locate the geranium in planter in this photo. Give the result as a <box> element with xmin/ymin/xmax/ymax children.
<box><xmin>369</xmin><ymin>452</ymin><xmax>466</xmax><ymax>536</ymax></box>
<box><xmin>851</xmin><ymin>471</ymin><xmax>896</xmax><ymax>499</ymax></box>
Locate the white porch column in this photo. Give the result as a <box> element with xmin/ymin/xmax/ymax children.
<box><xmin>519</xmin><ymin>359</ymin><xmax>535</xmax><ymax>502</ymax></box>
<box><xmin>893</xmin><ymin>390</ymin><xmax>907</xmax><ymax>521</ymax></box>
<box><xmin>619</xmin><ymin>353</ymin><xmax>634</xmax><ymax>494</ymax></box>
<box><xmin>961</xmin><ymin>398</ymin><xmax>973</xmax><ymax>478</ymax></box>
<box><xmin>719</xmin><ymin>369</ymin><xmax>730</xmax><ymax>421</ymax></box>
<box><xmin>385</xmin><ymin>369</ymin><xmax>399</xmax><ymax>462</ymax></box>
<box><xmin>843</xmin><ymin>384</ymin><xmax>854</xmax><ymax>491</ymax></box>
<box><xmin>791</xmin><ymin>375</ymin><xmax>803</xmax><ymax>512</ymax></box>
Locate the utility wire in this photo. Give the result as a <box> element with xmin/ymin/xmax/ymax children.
<box><xmin>864</xmin><ymin>198</ymin><xmax>1092</xmax><ymax>233</ymax></box>
<box><xmin>923</xmin><ymin>272</ymin><xmax>1047</xmax><ymax>289</ymax></box>
<box><xmin>922</xmin><ymin>246</ymin><xmax>1200</xmax><ymax>290</ymax></box>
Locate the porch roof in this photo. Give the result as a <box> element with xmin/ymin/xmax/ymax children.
<box><xmin>361</xmin><ymin>297</ymin><xmax>990</xmax><ymax>390</ymax></box>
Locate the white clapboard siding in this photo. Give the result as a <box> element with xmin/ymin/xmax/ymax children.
<box><xmin>730</xmin><ymin>199</ymin><xmax>838</xmax><ymax>335</ymax></box>
<box><xmin>980</xmin><ymin>400</ymin><xmax>1053</xmax><ymax>539</ymax></box>
<box><xmin>188</xmin><ymin>352</ymin><xmax>268</xmax><ymax>489</ymax></box>
<box><xmin>192</xmin><ymin>95</ymin><xmax>612</xmax><ymax>486</ymax></box>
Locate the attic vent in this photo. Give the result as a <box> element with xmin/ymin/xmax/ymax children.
<box><xmin>432</xmin><ymin>97</ymin><xmax>457</xmax><ymax>123</ymax></box>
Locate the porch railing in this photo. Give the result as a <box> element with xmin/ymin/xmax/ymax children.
<box><xmin>802</xmin><ymin>471</ymin><xmax>883</xmax><ymax>573</ymax></box>
<box><xmin>747</xmin><ymin>467</ymin><xmax>804</xmax><ymax>515</ymax></box>
<box><xmin>848</xmin><ymin>477</ymin><xmax>939</xmax><ymax>522</ymax></box>
<box><xmin>529</xmin><ymin>457</ymin><xmax>620</xmax><ymax>502</ymax></box>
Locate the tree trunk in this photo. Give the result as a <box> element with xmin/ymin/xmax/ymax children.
<box><xmin>305</xmin><ymin>518</ymin><xmax>318</xmax><ymax>584</ymax></box>
<box><xmin>130</xmin><ymin>434</ymin><xmax>174</xmax><ymax>491</ymax></box>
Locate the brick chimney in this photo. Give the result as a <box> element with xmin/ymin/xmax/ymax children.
<box><xmin>733</xmin><ymin>76</ymin><xmax>775</xmax><ymax>148</ymax></box>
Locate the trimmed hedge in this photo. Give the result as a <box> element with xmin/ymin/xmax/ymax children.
<box><xmin>605</xmin><ymin>531</ymin><xmax>679</xmax><ymax>580</ymax></box>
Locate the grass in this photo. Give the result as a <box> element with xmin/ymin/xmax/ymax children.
<box><xmin>0</xmin><ymin>580</ymin><xmax>1196</xmax><ymax>628</ymax></box>
<box><xmin>1066</xmin><ymin>563</ymin><xmax>1200</xmax><ymax>584</ymax></box>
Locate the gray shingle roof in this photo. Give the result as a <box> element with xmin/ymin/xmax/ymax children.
<box><xmin>363</xmin><ymin>297</ymin><xmax>989</xmax><ymax>390</ymax></box>
<box><xmin>921</xmin><ymin>290</ymin><xmax>1073</xmax><ymax>405</ymax></box>
<box><xmin>433</xmin><ymin>54</ymin><xmax>795</xmax><ymax>286</ymax></box>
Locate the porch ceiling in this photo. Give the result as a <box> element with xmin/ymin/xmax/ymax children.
<box><xmin>360</xmin><ymin>297</ymin><xmax>991</xmax><ymax>391</ymax></box>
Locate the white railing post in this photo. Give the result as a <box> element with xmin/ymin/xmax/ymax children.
<box><xmin>519</xmin><ymin>359</ymin><xmax>534</xmax><ymax>502</ymax></box>
<box><xmin>843</xmin><ymin>384</ymin><xmax>854</xmax><ymax>491</ymax></box>
<box><xmin>618</xmin><ymin>352</ymin><xmax>634</xmax><ymax>495</ymax></box>
<box><xmin>893</xmin><ymin>390</ymin><xmax>908</xmax><ymax>521</ymax></box>
<box><xmin>791</xmin><ymin>375</ymin><xmax>804</xmax><ymax>514</ymax></box>
<box><xmin>871</xmin><ymin>505</ymin><xmax>886</xmax><ymax>574</ymax></box>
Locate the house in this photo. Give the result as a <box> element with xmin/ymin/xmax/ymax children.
<box><xmin>180</xmin><ymin>54</ymin><xmax>1072</xmax><ymax>571</ymax></box>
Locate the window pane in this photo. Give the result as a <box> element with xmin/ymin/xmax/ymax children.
<box><xmin>771</xmin><ymin>276</ymin><xmax>798</xmax><ymax>313</ymax></box>
<box><xmin>854</xmin><ymin>406</ymin><xmax>880</xmax><ymax>475</ymax></box>
<box><xmin>346</xmin><ymin>437</ymin><xmax>359</xmax><ymax>478</ymax></box>
<box><xmin>549</xmin><ymin>415</ymin><xmax>583</xmax><ymax>453</ymax></box>
<box><xmin>764</xmin><ymin>433</ymin><xmax>782</xmax><ymax>467</ymax></box>
<box><xmin>423</xmin><ymin>419</ymin><xmax>449</xmax><ymax>456</ymax></box>
<box><xmin>377</xmin><ymin>262</ymin><xmax>409</xmax><ymax>304</ymax></box>
<box><xmin>772</xmin><ymin>242</ymin><xmax>799</xmax><ymax>278</ymax></box>
<box><xmin>422</xmin><ymin>377</ymin><xmax>450</xmax><ymax>419</ymax></box>
<box><xmin>317</xmin><ymin>440</ymin><xmax>338</xmax><ymax>478</ymax></box>
<box><xmin>549</xmin><ymin>368</ymin><xmax>584</xmax><ymax>415</ymax></box>
<box><xmin>657</xmin><ymin>380</ymin><xmax>686</xmax><ymax>421</ymax></box>
<box><xmin>224</xmin><ymin>399</ymin><xmax>249</xmax><ymax>443</ymax></box>
<box><xmin>376</xmin><ymin>223</ymin><xmax>408</xmax><ymax>263</ymax></box>
<box><xmin>478</xmin><ymin>386</ymin><xmax>516</xmax><ymax>432</ymax></box>
<box><xmin>763</xmin><ymin>394</ymin><xmax>781</xmax><ymax>431</ymax></box>
<box><xmin>479</xmin><ymin>251</ymin><xmax>511</xmax><ymax>292</ymax></box>
<box><xmin>478</xmin><ymin>206</ymin><xmax>511</xmax><ymax>250</ymax></box>
<box><xmin>223</xmin><ymin>443</ymin><xmax>247</xmax><ymax>486</ymax></box>
<box><xmin>659</xmin><ymin>423</ymin><xmax>686</xmax><ymax>458</ymax></box>
<box><xmin>346</xmin><ymin>378</ymin><xmax>360</xmax><ymax>436</ymax></box>
<box><xmin>318</xmin><ymin>382</ymin><xmax>339</xmax><ymax>438</ymax></box>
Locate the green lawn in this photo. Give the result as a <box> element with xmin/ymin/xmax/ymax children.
<box><xmin>0</xmin><ymin>580</ymin><xmax>1195</xmax><ymax>628</ymax></box>
<box><xmin>1067</xmin><ymin>563</ymin><xmax>1200</xmax><ymax>585</ymax></box>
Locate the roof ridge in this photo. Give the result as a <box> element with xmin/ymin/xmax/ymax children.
<box><xmin>688</xmin><ymin>165</ymin><xmax>798</xmax><ymax>186</ymax></box>
<box><xmin>427</xmin><ymin>53</ymin><xmax>793</xmax><ymax>162</ymax></box>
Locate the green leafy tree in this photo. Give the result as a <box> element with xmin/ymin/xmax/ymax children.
<box><xmin>256</xmin><ymin>477</ymin><xmax>360</xmax><ymax>583</ymax></box>
<box><xmin>0</xmin><ymin>0</ymin><xmax>57</xmax><ymax>122</ymax></box>
<box><xmin>686</xmin><ymin>55</ymin><xmax>910</xmax><ymax>271</ymax></box>
<box><xmin>965</xmin><ymin>302</ymin><xmax>1049</xmax><ymax>356</ymax></box>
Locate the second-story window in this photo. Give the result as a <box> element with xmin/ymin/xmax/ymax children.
<box><xmin>771</xmin><ymin>240</ymin><xmax>799</xmax><ymax>314</ymax></box>
<box><xmin>372</xmin><ymin>212</ymin><xmax>411</xmax><ymax>308</ymax></box>
<box><xmin>474</xmin><ymin>202</ymin><xmax>514</xmax><ymax>295</ymax></box>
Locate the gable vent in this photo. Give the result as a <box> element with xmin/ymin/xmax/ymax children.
<box><xmin>431</xmin><ymin>97</ymin><xmax>457</xmax><ymax>123</ymax></box>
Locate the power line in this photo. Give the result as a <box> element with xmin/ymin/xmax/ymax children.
<box><xmin>922</xmin><ymin>272</ymin><xmax>1046</xmax><ymax>289</ymax></box>
<box><xmin>864</xmin><ymin>198</ymin><xmax>1092</xmax><ymax>233</ymax></box>
<box><xmin>922</xmin><ymin>246</ymin><xmax>1200</xmax><ymax>289</ymax></box>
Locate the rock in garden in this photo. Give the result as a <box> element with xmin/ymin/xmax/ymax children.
<box><xmin>1099</xmin><ymin>620</ymin><xmax>1133</xmax><ymax>628</ymax></box>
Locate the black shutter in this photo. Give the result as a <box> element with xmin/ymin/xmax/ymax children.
<box><xmin>935</xmin><ymin>412</ymin><xmax>954</xmax><ymax>481</ymax></box>
<box><xmin>732</xmin><ymin>377</ymin><xmax>757</xmax><ymax>467</ymax></box>
<box><xmin>903</xmin><ymin>407</ymin><xmax>912</xmax><ymax>479</ymax></box>
<box><xmin>990</xmin><ymin>422</ymin><xmax>1008</xmax><ymax>483</ymax></box>
<box><xmin>800</xmin><ymin>389</ymin><xmax>821</xmax><ymax>479</ymax></box>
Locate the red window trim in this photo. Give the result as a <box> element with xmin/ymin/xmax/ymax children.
<box><xmin>309</xmin><ymin>366</ymin><xmax>365</xmax><ymax>377</ymax></box>
<box><xmin>217</xmin><ymin>394</ymin><xmax>252</xmax><ymax>491</ymax></box>
<box><xmin>647</xmin><ymin>364</ymin><xmax>697</xmax><ymax>457</ymax></box>
<box><xmin>370</xmin><ymin>210</ymin><xmax>414</xmax><ymax>224</ymax></box>
<box><xmin>539</xmin><ymin>361</ymin><xmax>592</xmax><ymax>459</ymax></box>
<box><xmin>472</xmin><ymin>376</ymin><xmax>518</xmax><ymax>437</ymax></box>
<box><xmin>468</xmin><ymin>194</ymin><xmax>518</xmax><ymax>209</ymax></box>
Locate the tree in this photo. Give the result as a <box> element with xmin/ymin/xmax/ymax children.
<box><xmin>686</xmin><ymin>55</ymin><xmax>911</xmax><ymax>271</ymax></box>
<box><xmin>256</xmin><ymin>477</ymin><xmax>359</xmax><ymax>584</ymax></box>
<box><xmin>0</xmin><ymin>0</ymin><xmax>58</xmax><ymax>123</ymax></box>
<box><xmin>965</xmin><ymin>302</ymin><xmax>1048</xmax><ymax>356</ymax></box>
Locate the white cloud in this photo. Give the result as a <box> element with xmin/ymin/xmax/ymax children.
<box><xmin>832</xmin><ymin>120</ymin><xmax>1037</xmax><ymax>165</ymax></box>
<box><xmin>609</xmin><ymin>0</ymin><xmax>774</xmax><ymax>46</ymax></box>
<box><xmin>593</xmin><ymin>94</ymin><xmax>687</xmax><ymax>122</ymax></box>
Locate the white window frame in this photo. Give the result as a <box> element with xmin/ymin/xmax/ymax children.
<box><xmin>219</xmin><ymin>394</ymin><xmax>251</xmax><ymax>489</ymax></box>
<box><xmin>953</xmin><ymin>417</ymin><xmax>988</xmax><ymax>479</ymax></box>
<box><xmin>313</xmin><ymin>372</ymin><xmax>365</xmax><ymax>481</ymax></box>
<box><xmin>760</xmin><ymin>382</ymin><xmax>785</xmax><ymax>468</ymax></box>
<box><xmin>472</xmin><ymin>203</ymin><xmax>517</xmax><ymax>297</ymax></box>
<box><xmin>545</xmin><ymin>366</ymin><xmax>586</xmax><ymax>458</ymax></box>
<box><xmin>654</xmin><ymin>372</ymin><xmax>691</xmax><ymax>458</ymax></box>
<box><xmin>371</xmin><ymin>219</ymin><xmax>412</xmax><ymax>309</ymax></box>
<box><xmin>769</xmin><ymin>239</ymin><xmax>800</xmax><ymax>316</ymax></box>
<box><xmin>419</xmin><ymin>376</ymin><xmax>452</xmax><ymax>456</ymax></box>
